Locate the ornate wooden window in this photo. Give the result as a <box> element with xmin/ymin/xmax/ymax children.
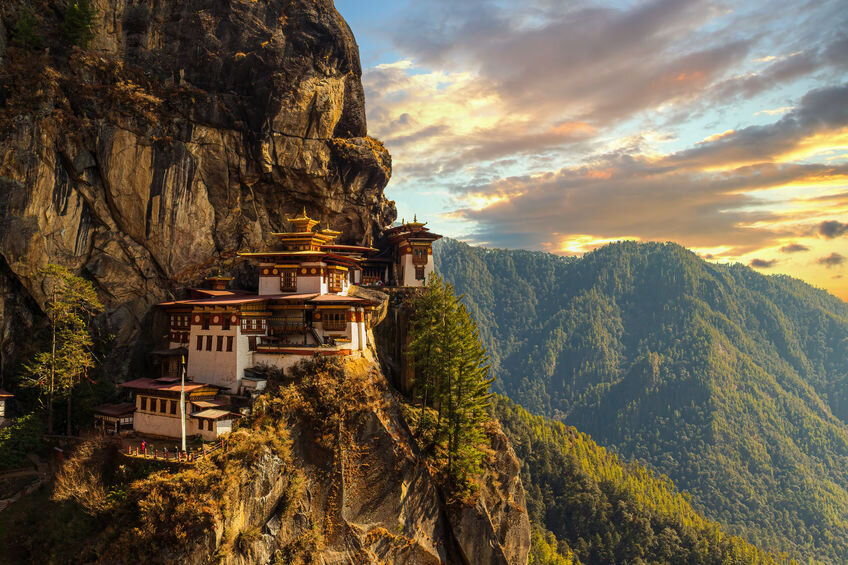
<box><xmin>226</xmin><ymin>336</ymin><xmax>233</xmax><ymax>352</ymax></box>
<box><xmin>216</xmin><ymin>335</ymin><xmax>224</xmax><ymax>351</ymax></box>
<box><xmin>281</xmin><ymin>270</ymin><xmax>297</xmax><ymax>292</ymax></box>
<box><xmin>170</xmin><ymin>400</ymin><xmax>177</xmax><ymax>415</ymax></box>
<box><xmin>140</xmin><ymin>397</ymin><xmax>147</xmax><ymax>411</ymax></box>
<box><xmin>328</xmin><ymin>270</ymin><xmax>345</xmax><ymax>293</ymax></box>
<box><xmin>206</xmin><ymin>335</ymin><xmax>213</xmax><ymax>351</ymax></box>
<box><xmin>241</xmin><ymin>318</ymin><xmax>267</xmax><ymax>334</ymax></box>
<box><xmin>415</xmin><ymin>265</ymin><xmax>426</xmax><ymax>280</ymax></box>
<box><xmin>196</xmin><ymin>335</ymin><xmax>203</xmax><ymax>351</ymax></box>
<box><xmin>159</xmin><ymin>399</ymin><xmax>167</xmax><ymax>413</ymax></box>
<box><xmin>202</xmin><ymin>314</ymin><xmax>210</xmax><ymax>330</ymax></box>
<box><xmin>323</xmin><ymin>311</ymin><xmax>347</xmax><ymax>331</ymax></box>
<box><xmin>412</xmin><ymin>246</ymin><xmax>428</xmax><ymax>265</ymax></box>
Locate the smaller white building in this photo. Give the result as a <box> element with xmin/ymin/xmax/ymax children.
<box><xmin>361</xmin><ymin>218</ymin><xmax>442</xmax><ymax>287</ymax></box>
<box><xmin>119</xmin><ymin>377</ymin><xmax>238</xmax><ymax>440</ymax></box>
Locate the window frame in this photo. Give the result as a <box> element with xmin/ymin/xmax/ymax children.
<box><xmin>280</xmin><ymin>270</ymin><xmax>297</xmax><ymax>292</ymax></box>
<box><xmin>323</xmin><ymin>311</ymin><xmax>347</xmax><ymax>332</ymax></box>
<box><xmin>412</xmin><ymin>246</ymin><xmax>429</xmax><ymax>265</ymax></box>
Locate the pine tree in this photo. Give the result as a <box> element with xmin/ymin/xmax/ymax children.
<box><xmin>12</xmin><ymin>7</ymin><xmax>43</xmax><ymax>51</ymax></box>
<box><xmin>62</xmin><ymin>0</ymin><xmax>98</xmax><ymax>49</ymax></box>
<box><xmin>409</xmin><ymin>273</ymin><xmax>494</xmax><ymax>488</ymax></box>
<box><xmin>23</xmin><ymin>265</ymin><xmax>102</xmax><ymax>435</ymax></box>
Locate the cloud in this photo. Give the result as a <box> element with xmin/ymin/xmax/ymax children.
<box><xmin>817</xmin><ymin>253</ymin><xmax>846</xmax><ymax>268</ymax></box>
<box><xmin>780</xmin><ymin>243</ymin><xmax>810</xmax><ymax>253</ymax></box>
<box><xmin>818</xmin><ymin>220</ymin><xmax>848</xmax><ymax>239</ymax></box>
<box><xmin>381</xmin><ymin>0</ymin><xmax>846</xmax><ymax>129</ymax></box>
<box><xmin>755</xmin><ymin>106</ymin><xmax>794</xmax><ymax>116</ymax></box>
<box><xmin>668</xmin><ymin>83</ymin><xmax>848</xmax><ymax>170</ymax></box>
<box><xmin>450</xmin><ymin>143</ymin><xmax>848</xmax><ymax>253</ymax></box>
<box><xmin>355</xmin><ymin>0</ymin><xmax>848</xmax><ymax>299</ymax></box>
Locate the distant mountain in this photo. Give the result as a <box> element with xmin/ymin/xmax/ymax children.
<box><xmin>494</xmin><ymin>396</ymin><xmax>789</xmax><ymax>565</ymax></box>
<box><xmin>435</xmin><ymin>238</ymin><xmax>848</xmax><ymax>563</ymax></box>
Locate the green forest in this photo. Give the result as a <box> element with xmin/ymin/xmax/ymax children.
<box><xmin>495</xmin><ymin>396</ymin><xmax>792</xmax><ymax>565</ymax></box>
<box><xmin>435</xmin><ymin>238</ymin><xmax>848</xmax><ymax>563</ymax></box>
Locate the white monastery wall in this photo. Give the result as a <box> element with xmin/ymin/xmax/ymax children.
<box><xmin>187</xmin><ymin>321</ymin><xmax>240</xmax><ymax>392</ymax></box>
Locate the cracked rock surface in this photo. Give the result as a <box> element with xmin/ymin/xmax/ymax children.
<box><xmin>0</xmin><ymin>0</ymin><xmax>396</xmax><ymax>374</ymax></box>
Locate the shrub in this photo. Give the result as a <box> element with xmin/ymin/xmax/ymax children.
<box><xmin>235</xmin><ymin>525</ymin><xmax>262</xmax><ymax>555</ymax></box>
<box><xmin>53</xmin><ymin>439</ymin><xmax>114</xmax><ymax>515</ymax></box>
<box><xmin>12</xmin><ymin>8</ymin><xmax>43</xmax><ymax>50</ymax></box>
<box><xmin>0</xmin><ymin>413</ymin><xmax>46</xmax><ymax>471</ymax></box>
<box><xmin>62</xmin><ymin>0</ymin><xmax>98</xmax><ymax>48</ymax></box>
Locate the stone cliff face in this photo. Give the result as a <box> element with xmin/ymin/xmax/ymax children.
<box><xmin>185</xmin><ymin>358</ymin><xmax>530</xmax><ymax>565</ymax></box>
<box><xmin>0</xmin><ymin>0</ymin><xmax>395</xmax><ymax>375</ymax></box>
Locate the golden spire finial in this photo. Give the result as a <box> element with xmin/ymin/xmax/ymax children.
<box><xmin>302</xmin><ymin>206</ymin><xmax>307</xmax><ymax>217</ymax></box>
<box><xmin>414</xmin><ymin>214</ymin><xmax>418</xmax><ymax>222</ymax></box>
<box><xmin>401</xmin><ymin>217</ymin><xmax>405</xmax><ymax>224</ymax></box>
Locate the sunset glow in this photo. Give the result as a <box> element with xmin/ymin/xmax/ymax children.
<box><xmin>336</xmin><ymin>0</ymin><xmax>848</xmax><ymax>299</ymax></box>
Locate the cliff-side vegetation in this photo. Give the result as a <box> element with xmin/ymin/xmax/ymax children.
<box><xmin>1</xmin><ymin>356</ymin><xmax>526</xmax><ymax>564</ymax></box>
<box><xmin>0</xmin><ymin>395</ymin><xmax>294</xmax><ymax>564</ymax></box>
<box><xmin>435</xmin><ymin>238</ymin><xmax>848</xmax><ymax>562</ymax></box>
<box><xmin>405</xmin><ymin>274</ymin><xmax>495</xmax><ymax>497</ymax></box>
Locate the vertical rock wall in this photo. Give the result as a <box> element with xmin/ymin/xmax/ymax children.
<box><xmin>0</xmin><ymin>0</ymin><xmax>396</xmax><ymax>376</ymax></box>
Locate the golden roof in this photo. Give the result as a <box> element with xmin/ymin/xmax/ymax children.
<box><xmin>285</xmin><ymin>207</ymin><xmax>319</xmax><ymax>232</ymax></box>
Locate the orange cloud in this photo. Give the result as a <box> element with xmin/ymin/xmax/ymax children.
<box><xmin>549</xmin><ymin>121</ymin><xmax>596</xmax><ymax>136</ymax></box>
<box><xmin>700</xmin><ymin>129</ymin><xmax>736</xmax><ymax>144</ymax></box>
<box><xmin>586</xmin><ymin>169</ymin><xmax>614</xmax><ymax>180</ymax></box>
<box><xmin>558</xmin><ymin>235</ymin><xmax>642</xmax><ymax>255</ymax></box>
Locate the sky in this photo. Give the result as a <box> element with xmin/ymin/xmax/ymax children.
<box><xmin>335</xmin><ymin>0</ymin><xmax>848</xmax><ymax>300</ymax></box>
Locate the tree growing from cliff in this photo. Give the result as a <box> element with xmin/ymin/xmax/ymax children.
<box><xmin>409</xmin><ymin>274</ymin><xmax>494</xmax><ymax>489</ymax></box>
<box><xmin>62</xmin><ymin>0</ymin><xmax>98</xmax><ymax>49</ymax></box>
<box><xmin>12</xmin><ymin>7</ymin><xmax>43</xmax><ymax>51</ymax></box>
<box><xmin>23</xmin><ymin>264</ymin><xmax>102</xmax><ymax>435</ymax></box>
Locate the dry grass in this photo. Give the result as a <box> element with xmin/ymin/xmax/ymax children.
<box><xmin>52</xmin><ymin>439</ymin><xmax>113</xmax><ymax>515</ymax></box>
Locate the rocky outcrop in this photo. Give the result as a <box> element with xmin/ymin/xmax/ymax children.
<box><xmin>446</xmin><ymin>423</ymin><xmax>531</xmax><ymax>565</ymax></box>
<box><xmin>348</xmin><ymin>284</ymin><xmax>390</xmax><ymax>328</ymax></box>
<box><xmin>151</xmin><ymin>357</ymin><xmax>530</xmax><ymax>565</ymax></box>
<box><xmin>0</xmin><ymin>0</ymin><xmax>396</xmax><ymax>375</ymax></box>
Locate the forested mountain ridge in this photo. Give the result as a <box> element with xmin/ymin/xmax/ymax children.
<box><xmin>494</xmin><ymin>396</ymin><xmax>792</xmax><ymax>565</ymax></box>
<box><xmin>435</xmin><ymin>238</ymin><xmax>848</xmax><ymax>562</ymax></box>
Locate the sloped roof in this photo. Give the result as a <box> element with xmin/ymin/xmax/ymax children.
<box><xmin>120</xmin><ymin>377</ymin><xmax>215</xmax><ymax>393</ymax></box>
<box><xmin>308</xmin><ymin>294</ymin><xmax>377</xmax><ymax>305</ymax></box>
<box><xmin>93</xmin><ymin>402</ymin><xmax>136</xmax><ymax>417</ymax></box>
<box><xmin>190</xmin><ymin>409</ymin><xmax>239</xmax><ymax>420</ymax></box>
